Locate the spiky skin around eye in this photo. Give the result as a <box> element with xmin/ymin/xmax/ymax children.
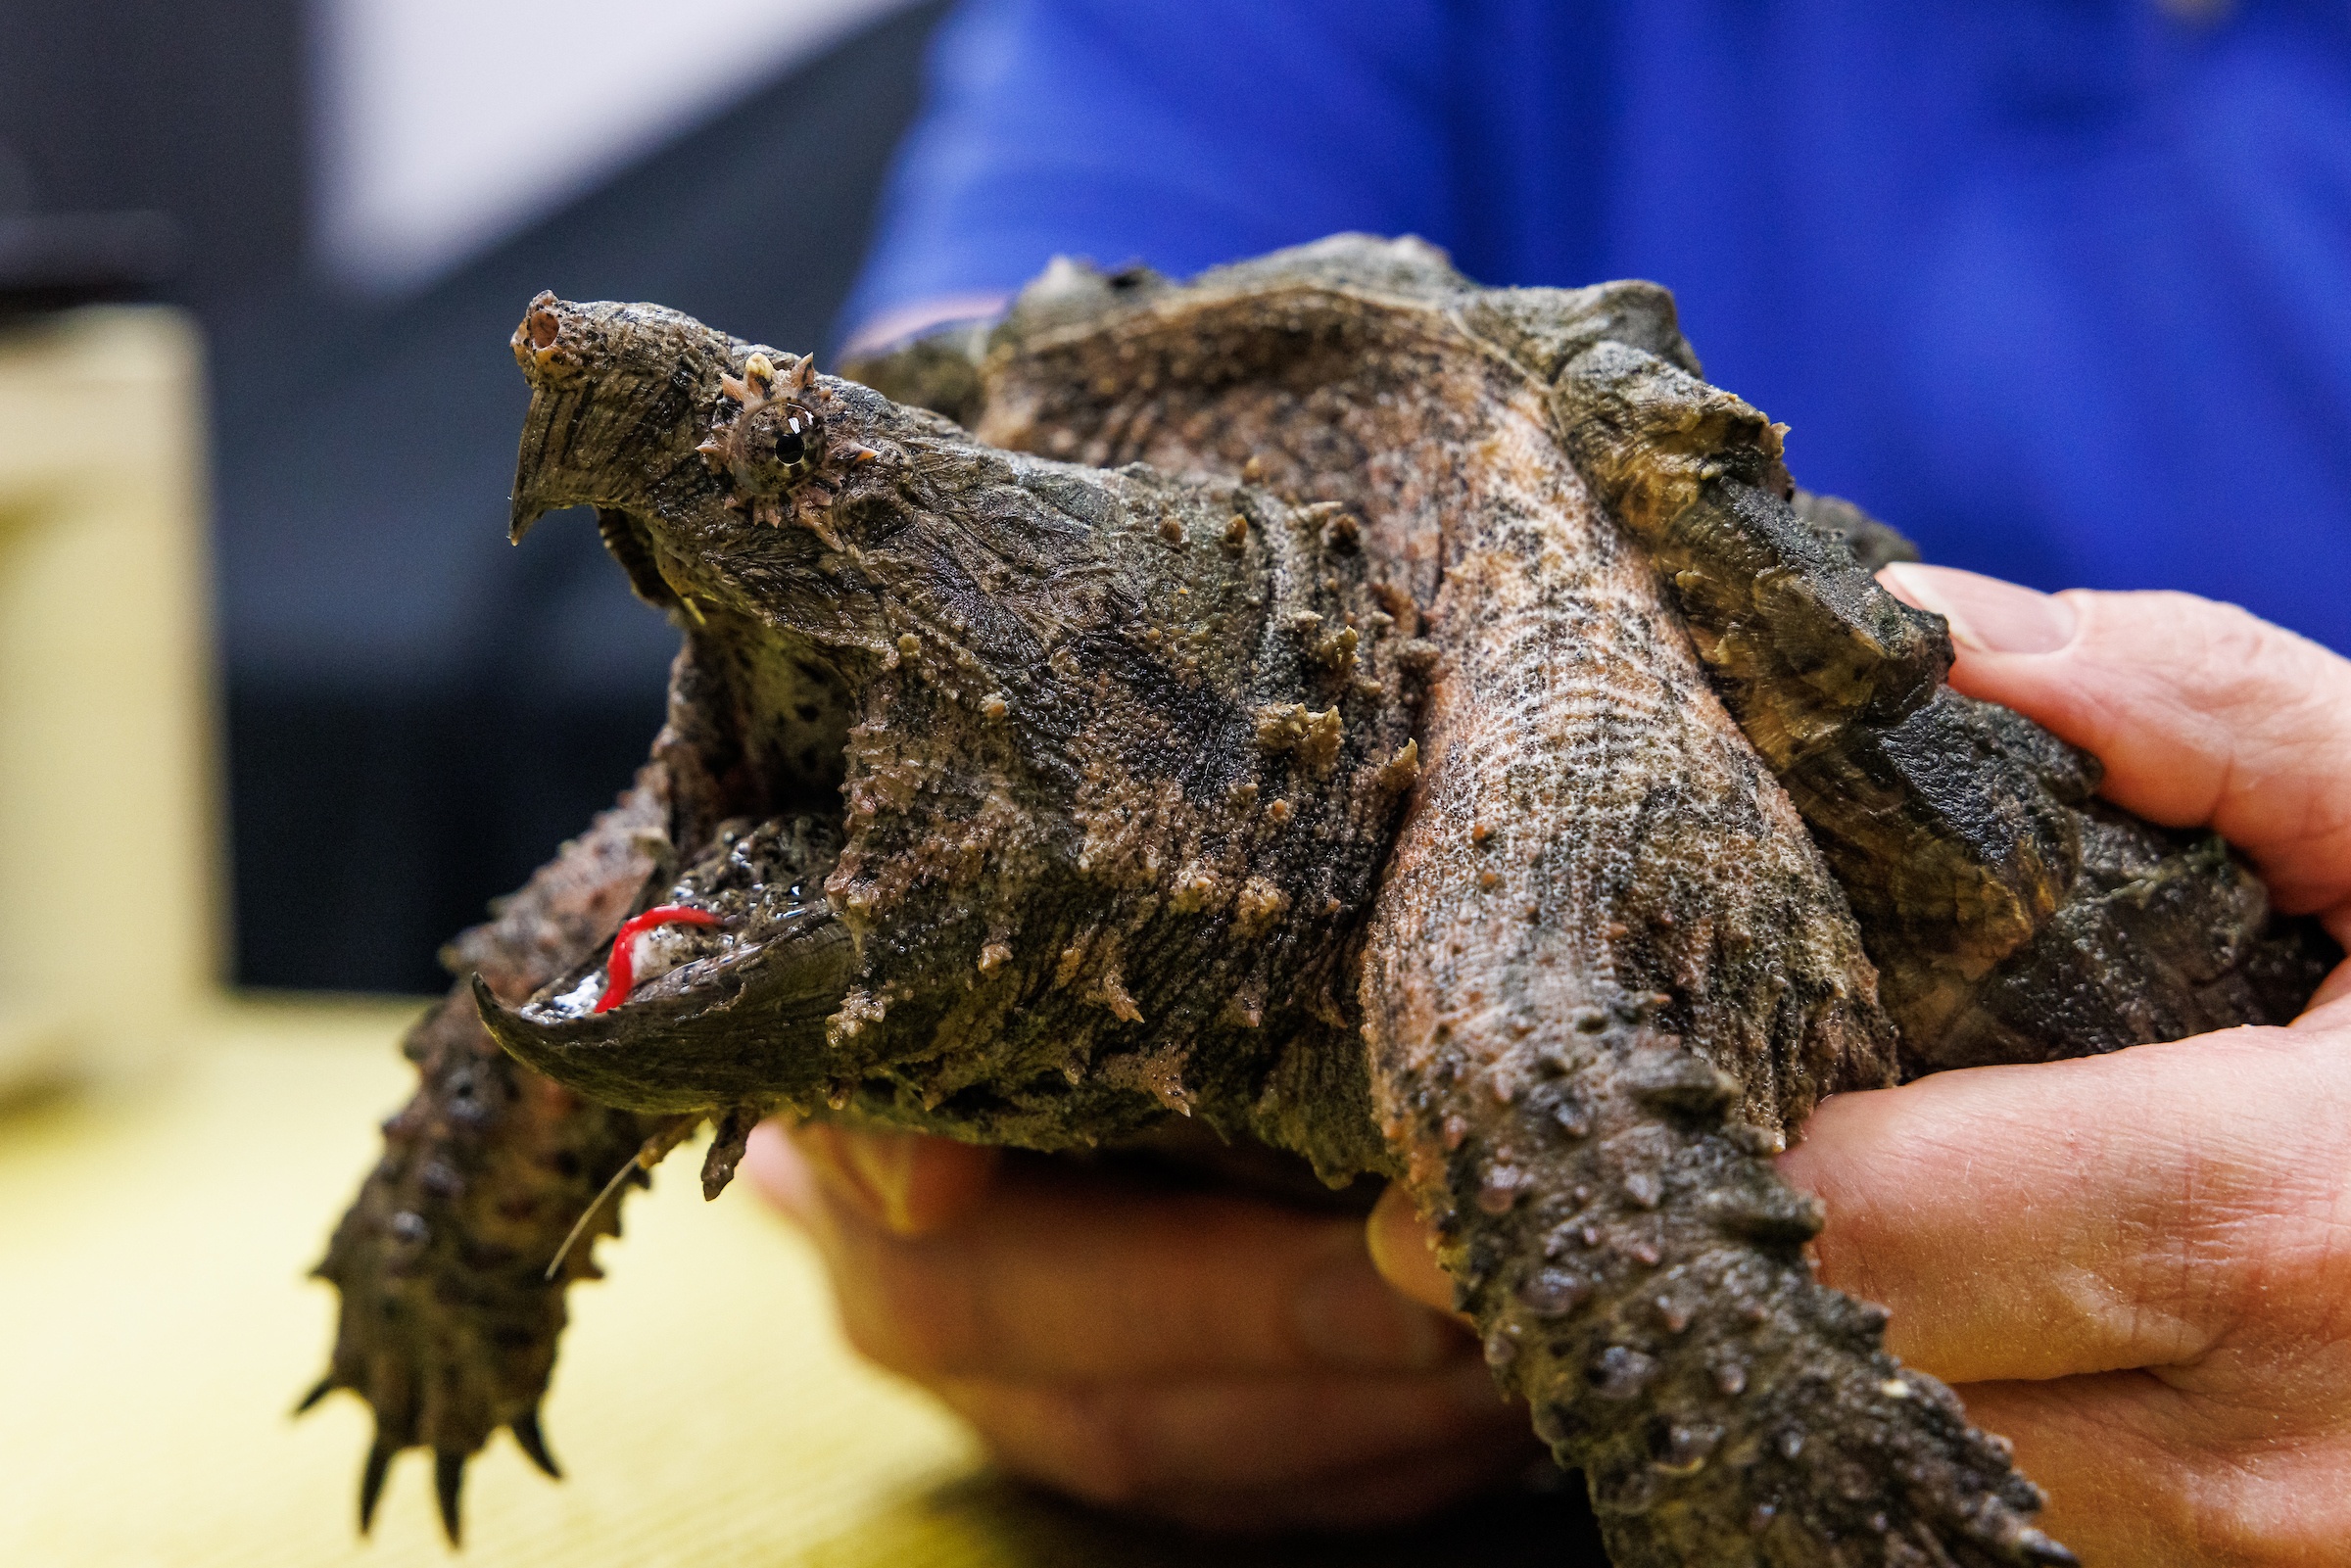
<box><xmin>307</xmin><ymin>241</ymin><xmax>2336</xmax><ymax>1562</ymax></box>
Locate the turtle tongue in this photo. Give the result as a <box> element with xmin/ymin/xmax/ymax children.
<box><xmin>475</xmin><ymin>815</ymin><xmax>855</xmax><ymax>1115</ymax></box>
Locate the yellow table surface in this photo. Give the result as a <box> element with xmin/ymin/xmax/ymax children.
<box><xmin>0</xmin><ymin>999</ymin><xmax>1570</xmax><ymax>1568</ymax></box>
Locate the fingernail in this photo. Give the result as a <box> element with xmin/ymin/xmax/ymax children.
<box><xmin>1366</xmin><ymin>1180</ymin><xmax>1455</xmax><ymax>1312</ymax></box>
<box><xmin>1292</xmin><ymin>1244</ymin><xmax>1452</xmax><ymax>1371</ymax></box>
<box><xmin>1878</xmin><ymin>563</ymin><xmax>2077</xmax><ymax>655</ymax></box>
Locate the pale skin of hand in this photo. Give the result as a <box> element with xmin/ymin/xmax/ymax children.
<box><xmin>746</xmin><ymin>568</ymin><xmax>2351</xmax><ymax>1558</ymax></box>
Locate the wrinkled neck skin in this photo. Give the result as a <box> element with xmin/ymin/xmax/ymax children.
<box><xmin>961</xmin><ymin>244</ymin><xmax>2070</xmax><ymax>1564</ymax></box>
<box><xmin>491</xmin><ymin>295</ymin><xmax>1421</xmax><ymax>1178</ymax></box>
<box><xmin>975</xmin><ymin>259</ymin><xmax>1899</xmax><ymax>1140</ymax></box>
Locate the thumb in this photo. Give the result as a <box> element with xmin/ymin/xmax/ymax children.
<box><xmin>1366</xmin><ymin>1182</ymin><xmax>1461</xmax><ymax>1316</ymax></box>
<box><xmin>754</xmin><ymin>1120</ymin><xmax>1000</xmax><ymax>1238</ymax></box>
<box><xmin>1878</xmin><ymin>565</ymin><xmax>2351</xmax><ymax>921</ymax></box>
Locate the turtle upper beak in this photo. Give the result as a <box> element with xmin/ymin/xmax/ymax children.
<box><xmin>508</xmin><ymin>479</ymin><xmax>550</xmax><ymax>545</ymax></box>
<box><xmin>506</xmin><ymin>290</ymin><xmax>735</xmax><ymax>545</ymax></box>
<box><xmin>508</xmin><ymin>291</ymin><xmax>589</xmax><ymax>544</ymax></box>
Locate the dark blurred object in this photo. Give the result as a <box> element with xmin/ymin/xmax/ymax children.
<box><xmin>0</xmin><ymin>211</ymin><xmax>180</xmax><ymax>315</ymax></box>
<box><xmin>215</xmin><ymin>2</ymin><xmax>948</xmax><ymax>993</ymax></box>
<box><xmin>1789</xmin><ymin>489</ymin><xmax>1922</xmax><ymax>576</ymax></box>
<box><xmin>0</xmin><ymin>1</ymin><xmax>306</xmax><ymax>315</ymax></box>
<box><xmin>5</xmin><ymin>0</ymin><xmax>944</xmax><ymax>993</ymax></box>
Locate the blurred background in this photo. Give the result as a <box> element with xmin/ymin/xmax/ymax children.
<box><xmin>0</xmin><ymin>0</ymin><xmax>947</xmax><ymax>996</ymax></box>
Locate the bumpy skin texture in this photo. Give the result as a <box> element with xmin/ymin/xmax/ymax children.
<box><xmin>1548</xmin><ymin>340</ymin><xmax>2334</xmax><ymax>1071</ymax></box>
<box><xmin>481</xmin><ymin>293</ymin><xmax>1421</xmax><ymax>1176</ymax></box>
<box><xmin>307</xmin><ymin>778</ymin><xmax>669</xmax><ymax>1541</ymax></box>
<box><xmin>980</xmin><ymin>242</ymin><xmax>2333</xmax><ymax>1083</ymax></box>
<box><xmin>309</xmin><ymin>239</ymin><xmax>2336</xmax><ymax>1563</ymax></box>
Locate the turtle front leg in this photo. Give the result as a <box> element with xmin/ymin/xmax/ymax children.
<box><xmin>1549</xmin><ymin>340</ymin><xmax>2339</xmax><ymax>1065</ymax></box>
<box><xmin>1357</xmin><ymin>537</ymin><xmax>2075</xmax><ymax>1563</ymax></box>
<box><xmin>1367</xmin><ymin>997</ymin><xmax>2072</xmax><ymax>1565</ymax></box>
<box><xmin>304</xmin><ymin>774</ymin><xmax>673</xmax><ymax>1542</ymax></box>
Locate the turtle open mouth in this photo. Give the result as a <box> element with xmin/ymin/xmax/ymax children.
<box><xmin>475</xmin><ymin>815</ymin><xmax>852</xmax><ymax>1114</ymax></box>
<box><xmin>472</xmin><ymin>288</ymin><xmax>1436</xmax><ymax>1147</ymax></box>
<box><xmin>473</xmin><ymin>295</ymin><xmax>867</xmax><ymax>1116</ymax></box>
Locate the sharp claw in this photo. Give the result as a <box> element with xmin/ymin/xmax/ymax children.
<box><xmin>511</xmin><ymin>1407</ymin><xmax>562</xmax><ymax>1479</ymax></box>
<box><xmin>293</xmin><ymin>1375</ymin><xmax>334</xmax><ymax>1416</ymax></box>
<box><xmin>434</xmin><ymin>1450</ymin><xmax>466</xmax><ymax>1546</ymax></box>
<box><xmin>359</xmin><ymin>1440</ymin><xmax>395</xmax><ymax>1535</ymax></box>
<box><xmin>2018</xmin><ymin>1529</ymin><xmax>2080</xmax><ymax>1566</ymax></box>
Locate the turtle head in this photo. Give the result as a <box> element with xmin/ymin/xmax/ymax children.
<box><xmin>484</xmin><ymin>293</ymin><xmax>1420</xmax><ymax>1150</ymax></box>
<box><xmin>506</xmin><ymin>291</ymin><xmax>918</xmax><ymax>640</ymax></box>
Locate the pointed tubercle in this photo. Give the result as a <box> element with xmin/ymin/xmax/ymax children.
<box><xmin>511</xmin><ymin>1408</ymin><xmax>562</xmax><ymax>1479</ymax></box>
<box><xmin>359</xmin><ymin>1440</ymin><xmax>395</xmax><ymax>1535</ymax></box>
<box><xmin>434</xmin><ymin>1450</ymin><xmax>466</xmax><ymax>1545</ymax></box>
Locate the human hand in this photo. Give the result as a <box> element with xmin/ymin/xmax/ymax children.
<box><xmin>743</xmin><ymin>1122</ymin><xmax>1540</xmax><ymax>1531</ymax></box>
<box><xmin>1377</xmin><ymin>571</ymin><xmax>2351</xmax><ymax>1563</ymax></box>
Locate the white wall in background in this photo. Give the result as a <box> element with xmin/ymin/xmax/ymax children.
<box><xmin>312</xmin><ymin>0</ymin><xmax>920</xmax><ymax>293</ymax></box>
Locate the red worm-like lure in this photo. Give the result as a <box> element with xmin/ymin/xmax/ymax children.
<box><xmin>594</xmin><ymin>905</ymin><xmax>725</xmax><ymax>1013</ymax></box>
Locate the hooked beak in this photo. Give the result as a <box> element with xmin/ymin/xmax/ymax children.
<box><xmin>472</xmin><ymin>918</ymin><xmax>856</xmax><ymax>1115</ymax></box>
<box><xmin>474</xmin><ymin>815</ymin><xmax>859</xmax><ymax>1115</ymax></box>
<box><xmin>508</xmin><ymin>292</ymin><xmax>591</xmax><ymax>543</ymax></box>
<box><xmin>496</xmin><ymin>292</ymin><xmax>870</xmax><ymax>1114</ymax></box>
<box><xmin>506</xmin><ymin>291</ymin><xmax>739</xmax><ymax>545</ymax></box>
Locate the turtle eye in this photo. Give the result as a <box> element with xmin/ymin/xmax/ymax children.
<box><xmin>774</xmin><ymin>413</ymin><xmax>808</xmax><ymax>466</ymax></box>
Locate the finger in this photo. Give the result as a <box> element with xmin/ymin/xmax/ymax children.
<box><xmin>2304</xmin><ymin>955</ymin><xmax>2351</xmax><ymax>1020</ymax></box>
<box><xmin>1366</xmin><ymin>1180</ymin><xmax>1458</xmax><ymax>1314</ymax></box>
<box><xmin>744</xmin><ymin>1118</ymin><xmax>821</xmax><ymax>1223</ymax></box>
<box><xmin>786</xmin><ymin>1121</ymin><xmax>1000</xmax><ymax>1238</ymax></box>
<box><xmin>1957</xmin><ymin>1375</ymin><xmax>2351</xmax><ymax>1565</ymax></box>
<box><xmin>1775</xmin><ymin>1027</ymin><xmax>2351</xmax><ymax>1386</ymax></box>
<box><xmin>778</xmin><ymin>1160</ymin><xmax>1466</xmax><ymax>1381</ymax></box>
<box><xmin>746</xmin><ymin>1118</ymin><xmax>997</xmax><ymax>1237</ymax></box>
<box><xmin>1877</xmin><ymin>565</ymin><xmax>2351</xmax><ymax>917</ymax></box>
<box><xmin>2307</xmin><ymin>904</ymin><xmax>2351</xmax><ymax>1020</ymax></box>
<box><xmin>933</xmin><ymin>1359</ymin><xmax>1522</xmax><ymax>1510</ymax></box>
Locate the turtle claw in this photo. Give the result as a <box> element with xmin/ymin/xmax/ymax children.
<box><xmin>358</xmin><ymin>1439</ymin><xmax>395</xmax><ymax>1535</ymax></box>
<box><xmin>435</xmin><ymin>1450</ymin><xmax>467</xmax><ymax>1545</ymax></box>
<box><xmin>2017</xmin><ymin>1526</ymin><xmax>2081</xmax><ymax>1565</ymax></box>
<box><xmin>292</xmin><ymin>1374</ymin><xmax>334</xmax><ymax>1416</ymax></box>
<box><xmin>511</xmin><ymin>1407</ymin><xmax>562</xmax><ymax>1479</ymax></box>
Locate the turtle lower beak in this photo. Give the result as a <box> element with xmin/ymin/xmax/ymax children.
<box><xmin>474</xmin><ymin>915</ymin><xmax>856</xmax><ymax>1115</ymax></box>
<box><xmin>474</xmin><ymin>811</ymin><xmax>860</xmax><ymax>1115</ymax></box>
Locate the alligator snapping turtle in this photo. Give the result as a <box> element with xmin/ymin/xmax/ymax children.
<box><xmin>304</xmin><ymin>236</ymin><xmax>2338</xmax><ymax>1565</ymax></box>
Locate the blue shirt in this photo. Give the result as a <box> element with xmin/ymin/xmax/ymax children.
<box><xmin>845</xmin><ymin>0</ymin><xmax>2351</xmax><ymax>654</ymax></box>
